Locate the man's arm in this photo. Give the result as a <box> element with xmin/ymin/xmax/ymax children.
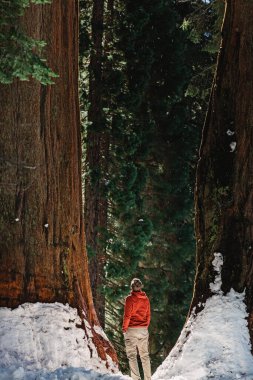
<box><xmin>122</xmin><ymin>296</ymin><xmax>133</xmax><ymax>332</ymax></box>
<box><xmin>147</xmin><ymin>299</ymin><xmax>151</xmax><ymax>327</ymax></box>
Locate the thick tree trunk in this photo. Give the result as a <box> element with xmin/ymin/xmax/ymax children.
<box><xmin>84</xmin><ymin>0</ymin><xmax>108</xmax><ymax>327</ymax></box>
<box><xmin>192</xmin><ymin>0</ymin><xmax>253</xmax><ymax>345</ymax></box>
<box><xmin>0</xmin><ymin>1</ymin><xmax>117</xmax><ymax>364</ymax></box>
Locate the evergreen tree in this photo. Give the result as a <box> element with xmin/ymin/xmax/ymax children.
<box><xmin>104</xmin><ymin>0</ymin><xmax>199</xmax><ymax>371</ymax></box>
<box><xmin>80</xmin><ymin>0</ymin><xmax>154</xmax><ymax>365</ymax></box>
<box><xmin>0</xmin><ymin>0</ymin><xmax>57</xmax><ymax>84</ymax></box>
<box><xmin>181</xmin><ymin>0</ymin><xmax>224</xmax><ymax>109</ymax></box>
<box><xmin>80</xmin><ymin>0</ymin><xmax>154</xmax><ymax>325</ymax></box>
<box><xmin>79</xmin><ymin>0</ymin><xmax>222</xmax><ymax>372</ymax></box>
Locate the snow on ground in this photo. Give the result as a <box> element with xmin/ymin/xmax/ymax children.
<box><xmin>2</xmin><ymin>253</ymin><xmax>253</xmax><ymax>379</ymax></box>
<box><xmin>0</xmin><ymin>367</ymin><xmax>130</xmax><ymax>380</ymax></box>
<box><xmin>153</xmin><ymin>252</ymin><xmax>253</xmax><ymax>380</ymax></box>
<box><xmin>0</xmin><ymin>302</ymin><xmax>130</xmax><ymax>380</ymax></box>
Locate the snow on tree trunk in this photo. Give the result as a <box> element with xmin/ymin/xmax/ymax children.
<box><xmin>0</xmin><ymin>1</ymin><xmax>117</xmax><ymax>366</ymax></box>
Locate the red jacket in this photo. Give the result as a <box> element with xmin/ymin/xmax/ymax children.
<box><xmin>122</xmin><ymin>291</ymin><xmax>151</xmax><ymax>332</ymax></box>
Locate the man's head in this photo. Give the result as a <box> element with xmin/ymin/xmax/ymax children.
<box><xmin>131</xmin><ymin>278</ymin><xmax>143</xmax><ymax>291</ymax></box>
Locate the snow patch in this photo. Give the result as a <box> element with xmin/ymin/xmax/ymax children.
<box><xmin>153</xmin><ymin>289</ymin><xmax>253</xmax><ymax>380</ymax></box>
<box><xmin>0</xmin><ymin>303</ymin><xmax>121</xmax><ymax>378</ymax></box>
<box><xmin>226</xmin><ymin>129</ymin><xmax>235</xmax><ymax>136</ymax></box>
<box><xmin>230</xmin><ymin>141</ymin><xmax>237</xmax><ymax>152</ymax></box>
<box><xmin>93</xmin><ymin>325</ymin><xmax>110</xmax><ymax>342</ymax></box>
<box><xmin>209</xmin><ymin>252</ymin><xmax>223</xmax><ymax>294</ymax></box>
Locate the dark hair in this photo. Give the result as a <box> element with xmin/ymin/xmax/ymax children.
<box><xmin>131</xmin><ymin>278</ymin><xmax>143</xmax><ymax>291</ymax></box>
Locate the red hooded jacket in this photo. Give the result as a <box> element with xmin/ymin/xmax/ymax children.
<box><xmin>122</xmin><ymin>291</ymin><xmax>151</xmax><ymax>332</ymax></box>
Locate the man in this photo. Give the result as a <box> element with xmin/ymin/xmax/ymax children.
<box><xmin>122</xmin><ymin>278</ymin><xmax>151</xmax><ymax>380</ymax></box>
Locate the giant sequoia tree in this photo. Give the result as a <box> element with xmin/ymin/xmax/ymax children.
<box><xmin>0</xmin><ymin>1</ymin><xmax>116</xmax><ymax>363</ymax></box>
<box><xmin>192</xmin><ymin>0</ymin><xmax>253</xmax><ymax>345</ymax></box>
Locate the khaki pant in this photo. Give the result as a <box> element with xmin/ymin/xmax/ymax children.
<box><xmin>124</xmin><ymin>327</ymin><xmax>151</xmax><ymax>380</ymax></box>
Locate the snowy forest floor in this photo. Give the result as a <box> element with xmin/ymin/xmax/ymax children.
<box><xmin>1</xmin><ymin>254</ymin><xmax>253</xmax><ymax>380</ymax></box>
<box><xmin>0</xmin><ymin>303</ymin><xmax>130</xmax><ymax>380</ymax></box>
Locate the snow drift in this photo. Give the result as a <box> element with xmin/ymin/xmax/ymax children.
<box><xmin>0</xmin><ymin>302</ymin><xmax>129</xmax><ymax>379</ymax></box>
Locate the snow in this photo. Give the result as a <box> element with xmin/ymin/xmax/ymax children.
<box><xmin>230</xmin><ymin>141</ymin><xmax>237</xmax><ymax>152</ymax></box>
<box><xmin>153</xmin><ymin>252</ymin><xmax>253</xmax><ymax>380</ymax></box>
<box><xmin>209</xmin><ymin>252</ymin><xmax>223</xmax><ymax>294</ymax></box>
<box><xmin>1</xmin><ymin>254</ymin><xmax>253</xmax><ymax>379</ymax></box>
<box><xmin>0</xmin><ymin>367</ymin><xmax>130</xmax><ymax>380</ymax></box>
<box><xmin>0</xmin><ymin>303</ymin><xmax>130</xmax><ymax>380</ymax></box>
<box><xmin>226</xmin><ymin>129</ymin><xmax>235</xmax><ymax>136</ymax></box>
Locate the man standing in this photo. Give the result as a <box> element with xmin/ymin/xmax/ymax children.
<box><xmin>122</xmin><ymin>278</ymin><xmax>151</xmax><ymax>380</ymax></box>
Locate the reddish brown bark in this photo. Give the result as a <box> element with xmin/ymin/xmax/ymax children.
<box><xmin>192</xmin><ymin>0</ymin><xmax>253</xmax><ymax>346</ymax></box>
<box><xmin>0</xmin><ymin>1</ymin><xmax>117</xmax><ymax>365</ymax></box>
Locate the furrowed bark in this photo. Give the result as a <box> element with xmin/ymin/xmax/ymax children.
<box><xmin>0</xmin><ymin>0</ymin><xmax>117</xmax><ymax>364</ymax></box>
<box><xmin>192</xmin><ymin>0</ymin><xmax>253</xmax><ymax>346</ymax></box>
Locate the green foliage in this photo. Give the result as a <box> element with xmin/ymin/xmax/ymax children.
<box><xmin>181</xmin><ymin>0</ymin><xmax>224</xmax><ymax>103</ymax></box>
<box><xmin>80</xmin><ymin>0</ymin><xmax>222</xmax><ymax>373</ymax></box>
<box><xmin>99</xmin><ymin>0</ymin><xmax>199</xmax><ymax>372</ymax></box>
<box><xmin>0</xmin><ymin>0</ymin><xmax>57</xmax><ymax>84</ymax></box>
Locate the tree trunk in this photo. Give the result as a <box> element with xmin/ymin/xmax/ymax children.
<box><xmin>192</xmin><ymin>0</ymin><xmax>253</xmax><ymax>346</ymax></box>
<box><xmin>0</xmin><ymin>1</ymin><xmax>117</xmax><ymax>364</ymax></box>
